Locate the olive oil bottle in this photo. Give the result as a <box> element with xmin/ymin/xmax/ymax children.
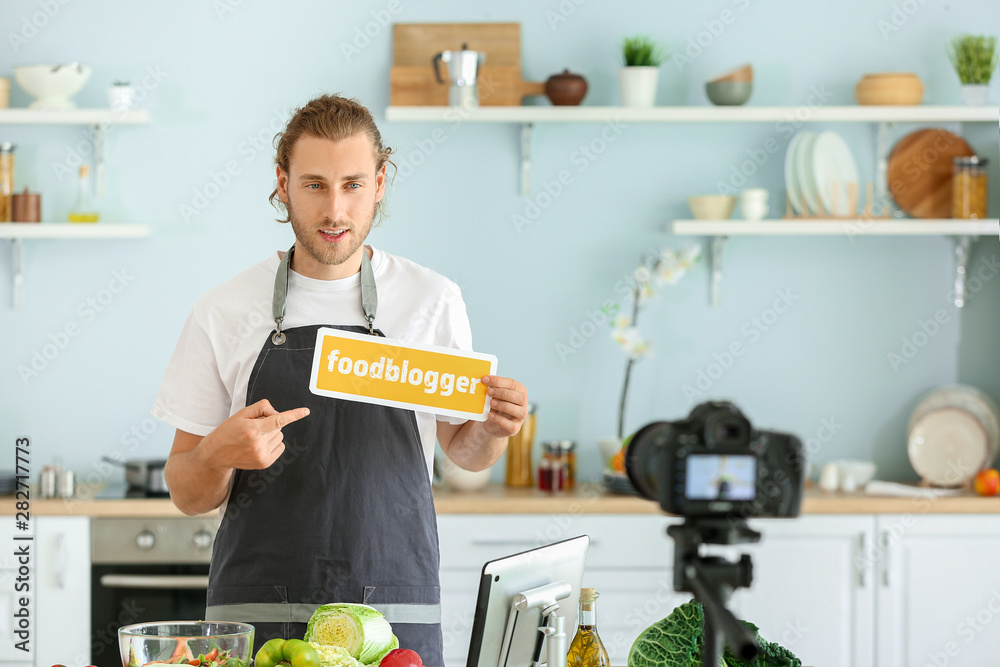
<box><xmin>566</xmin><ymin>588</ymin><xmax>610</xmax><ymax>667</ymax></box>
<box><xmin>67</xmin><ymin>164</ymin><xmax>99</xmax><ymax>223</ymax></box>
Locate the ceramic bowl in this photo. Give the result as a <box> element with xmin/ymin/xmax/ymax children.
<box><xmin>687</xmin><ymin>195</ymin><xmax>737</xmax><ymax>220</ymax></box>
<box><xmin>14</xmin><ymin>64</ymin><xmax>91</xmax><ymax>110</ymax></box>
<box><xmin>705</xmin><ymin>81</ymin><xmax>752</xmax><ymax>106</ymax></box>
<box><xmin>831</xmin><ymin>460</ymin><xmax>877</xmax><ymax>489</ymax></box>
<box><xmin>855</xmin><ymin>72</ymin><xmax>924</xmax><ymax>105</ymax></box>
<box><xmin>441</xmin><ymin>459</ymin><xmax>492</xmax><ymax>492</ymax></box>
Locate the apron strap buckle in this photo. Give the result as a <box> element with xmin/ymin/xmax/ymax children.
<box><xmin>272</xmin><ymin>317</ymin><xmax>286</xmax><ymax>346</ymax></box>
<box><xmin>366</xmin><ymin>315</ymin><xmax>375</xmax><ymax>336</ymax></box>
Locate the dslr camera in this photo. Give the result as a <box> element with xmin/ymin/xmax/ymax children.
<box><xmin>624</xmin><ymin>401</ymin><xmax>804</xmax><ymax>519</ymax></box>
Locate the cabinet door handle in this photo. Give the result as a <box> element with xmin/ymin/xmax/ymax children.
<box><xmin>880</xmin><ymin>530</ymin><xmax>891</xmax><ymax>588</ymax></box>
<box><xmin>857</xmin><ymin>532</ymin><xmax>867</xmax><ymax>588</ymax></box>
<box><xmin>471</xmin><ymin>539</ymin><xmax>600</xmax><ymax>548</ymax></box>
<box><xmin>99</xmin><ymin>574</ymin><xmax>210</xmax><ymax>589</ymax></box>
<box><xmin>55</xmin><ymin>532</ymin><xmax>67</xmax><ymax>590</ymax></box>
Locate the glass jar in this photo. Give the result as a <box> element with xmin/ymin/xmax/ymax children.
<box><xmin>952</xmin><ymin>156</ymin><xmax>989</xmax><ymax>220</ymax></box>
<box><xmin>505</xmin><ymin>404</ymin><xmax>536</xmax><ymax>488</ymax></box>
<box><xmin>0</xmin><ymin>143</ymin><xmax>14</xmax><ymax>223</ymax></box>
<box><xmin>538</xmin><ymin>441</ymin><xmax>566</xmax><ymax>492</ymax></box>
<box><xmin>558</xmin><ymin>440</ymin><xmax>577</xmax><ymax>490</ymax></box>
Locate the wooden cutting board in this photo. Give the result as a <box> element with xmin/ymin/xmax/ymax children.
<box><xmin>888</xmin><ymin>129</ymin><xmax>975</xmax><ymax>218</ymax></box>
<box><xmin>390</xmin><ymin>22</ymin><xmax>545</xmax><ymax>106</ymax></box>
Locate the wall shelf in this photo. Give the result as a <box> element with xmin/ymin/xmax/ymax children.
<box><xmin>0</xmin><ymin>108</ymin><xmax>150</xmax><ymax>124</ymax></box>
<box><xmin>385</xmin><ymin>104</ymin><xmax>999</xmax><ymax>196</ymax></box>
<box><xmin>3</xmin><ymin>224</ymin><xmax>151</xmax><ymax>308</ymax></box>
<box><xmin>670</xmin><ymin>218</ymin><xmax>999</xmax><ymax>307</ymax></box>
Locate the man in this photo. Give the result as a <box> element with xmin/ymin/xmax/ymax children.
<box><xmin>154</xmin><ymin>94</ymin><xmax>528</xmax><ymax>662</ymax></box>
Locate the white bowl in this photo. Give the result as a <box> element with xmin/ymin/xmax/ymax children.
<box><xmin>831</xmin><ymin>460</ymin><xmax>876</xmax><ymax>489</ymax></box>
<box><xmin>687</xmin><ymin>195</ymin><xmax>737</xmax><ymax>220</ymax></box>
<box><xmin>14</xmin><ymin>64</ymin><xmax>91</xmax><ymax>110</ymax></box>
<box><xmin>440</xmin><ymin>459</ymin><xmax>492</xmax><ymax>492</ymax></box>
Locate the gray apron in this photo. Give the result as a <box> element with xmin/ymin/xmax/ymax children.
<box><xmin>205</xmin><ymin>245</ymin><xmax>444</xmax><ymax>664</ymax></box>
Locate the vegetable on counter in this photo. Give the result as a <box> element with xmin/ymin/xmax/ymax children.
<box><xmin>626</xmin><ymin>599</ymin><xmax>801</xmax><ymax>667</ymax></box>
<box><xmin>378</xmin><ymin>649</ymin><xmax>423</xmax><ymax>667</ymax></box>
<box><xmin>127</xmin><ymin>642</ymin><xmax>248</xmax><ymax>667</ymax></box>
<box><xmin>304</xmin><ymin>603</ymin><xmax>399</xmax><ymax>666</ymax></box>
<box><xmin>254</xmin><ymin>639</ymin><xmax>322</xmax><ymax>667</ymax></box>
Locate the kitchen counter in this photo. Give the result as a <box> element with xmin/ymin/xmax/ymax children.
<box><xmin>11</xmin><ymin>482</ymin><xmax>1000</xmax><ymax>517</ymax></box>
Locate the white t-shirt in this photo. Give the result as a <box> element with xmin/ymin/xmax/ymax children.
<box><xmin>151</xmin><ymin>246</ymin><xmax>473</xmax><ymax>481</ymax></box>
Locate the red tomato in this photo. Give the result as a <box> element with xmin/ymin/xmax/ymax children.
<box><xmin>379</xmin><ymin>649</ymin><xmax>424</xmax><ymax>667</ymax></box>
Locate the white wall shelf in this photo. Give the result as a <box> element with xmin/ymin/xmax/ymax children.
<box><xmin>4</xmin><ymin>224</ymin><xmax>151</xmax><ymax>308</ymax></box>
<box><xmin>671</xmin><ymin>218</ymin><xmax>999</xmax><ymax>307</ymax></box>
<box><xmin>0</xmin><ymin>108</ymin><xmax>150</xmax><ymax>124</ymax></box>
<box><xmin>386</xmin><ymin>105</ymin><xmax>999</xmax><ymax>124</ymax></box>
<box><xmin>386</xmin><ymin>105</ymin><xmax>999</xmax><ymax>196</ymax></box>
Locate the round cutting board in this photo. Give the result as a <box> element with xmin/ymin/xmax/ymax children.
<box><xmin>888</xmin><ymin>129</ymin><xmax>975</xmax><ymax>218</ymax></box>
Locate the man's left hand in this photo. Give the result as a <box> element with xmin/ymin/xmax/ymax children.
<box><xmin>481</xmin><ymin>375</ymin><xmax>529</xmax><ymax>437</ymax></box>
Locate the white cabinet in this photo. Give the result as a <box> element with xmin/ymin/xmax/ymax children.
<box><xmin>733</xmin><ymin>516</ymin><xmax>876</xmax><ymax>667</ymax></box>
<box><xmin>0</xmin><ymin>520</ymin><xmax>32</xmax><ymax>667</ymax></box>
<box><xmin>876</xmin><ymin>514</ymin><xmax>1000</xmax><ymax>667</ymax></box>
<box><xmin>35</xmin><ymin>517</ymin><xmax>91</xmax><ymax>667</ymax></box>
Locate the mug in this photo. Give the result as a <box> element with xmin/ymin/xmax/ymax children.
<box><xmin>740</xmin><ymin>188</ymin><xmax>769</xmax><ymax>221</ymax></box>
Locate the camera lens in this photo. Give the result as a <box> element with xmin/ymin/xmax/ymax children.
<box><xmin>623</xmin><ymin>422</ymin><xmax>670</xmax><ymax>502</ymax></box>
<box><xmin>716</xmin><ymin>423</ymin><xmax>741</xmax><ymax>442</ymax></box>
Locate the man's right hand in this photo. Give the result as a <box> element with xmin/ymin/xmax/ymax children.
<box><xmin>200</xmin><ymin>399</ymin><xmax>311</xmax><ymax>471</ymax></box>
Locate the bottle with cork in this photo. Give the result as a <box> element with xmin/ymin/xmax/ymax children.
<box><xmin>566</xmin><ymin>587</ymin><xmax>610</xmax><ymax>667</ymax></box>
<box><xmin>68</xmin><ymin>164</ymin><xmax>99</xmax><ymax>223</ymax></box>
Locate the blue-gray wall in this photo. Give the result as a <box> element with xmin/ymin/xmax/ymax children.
<box><xmin>2</xmin><ymin>0</ymin><xmax>998</xmax><ymax>488</ymax></box>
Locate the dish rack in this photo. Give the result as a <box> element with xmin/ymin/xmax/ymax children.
<box><xmin>783</xmin><ymin>181</ymin><xmax>891</xmax><ymax>220</ymax></box>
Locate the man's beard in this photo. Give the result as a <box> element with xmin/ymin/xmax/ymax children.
<box><xmin>286</xmin><ymin>197</ymin><xmax>377</xmax><ymax>268</ymax></box>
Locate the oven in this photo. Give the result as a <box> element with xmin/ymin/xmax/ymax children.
<box><xmin>90</xmin><ymin>517</ymin><xmax>217</xmax><ymax>667</ymax></box>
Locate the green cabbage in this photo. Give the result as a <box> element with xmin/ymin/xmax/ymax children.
<box><xmin>305</xmin><ymin>603</ymin><xmax>399</xmax><ymax>665</ymax></box>
<box><xmin>627</xmin><ymin>599</ymin><xmax>801</xmax><ymax>667</ymax></box>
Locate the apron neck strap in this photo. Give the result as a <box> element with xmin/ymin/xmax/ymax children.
<box><xmin>271</xmin><ymin>244</ymin><xmax>378</xmax><ymax>345</ymax></box>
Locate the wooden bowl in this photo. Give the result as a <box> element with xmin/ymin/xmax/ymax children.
<box><xmin>855</xmin><ymin>72</ymin><xmax>924</xmax><ymax>105</ymax></box>
<box><xmin>708</xmin><ymin>64</ymin><xmax>753</xmax><ymax>83</ymax></box>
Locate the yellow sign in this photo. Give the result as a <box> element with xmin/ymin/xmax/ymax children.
<box><xmin>309</xmin><ymin>327</ymin><xmax>498</xmax><ymax>421</ymax></box>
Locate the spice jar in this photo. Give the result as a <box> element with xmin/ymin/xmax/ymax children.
<box><xmin>558</xmin><ymin>440</ymin><xmax>577</xmax><ymax>490</ymax></box>
<box><xmin>952</xmin><ymin>156</ymin><xmax>989</xmax><ymax>220</ymax></box>
<box><xmin>538</xmin><ymin>441</ymin><xmax>565</xmax><ymax>492</ymax></box>
<box><xmin>505</xmin><ymin>403</ymin><xmax>536</xmax><ymax>487</ymax></box>
<box><xmin>0</xmin><ymin>143</ymin><xmax>14</xmax><ymax>223</ymax></box>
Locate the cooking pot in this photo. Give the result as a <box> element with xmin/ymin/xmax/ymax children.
<box><xmin>103</xmin><ymin>456</ymin><xmax>168</xmax><ymax>495</ymax></box>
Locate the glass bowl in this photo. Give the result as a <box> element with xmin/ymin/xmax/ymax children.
<box><xmin>118</xmin><ymin>621</ymin><xmax>254</xmax><ymax>667</ymax></box>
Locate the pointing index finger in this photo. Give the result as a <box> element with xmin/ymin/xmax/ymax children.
<box><xmin>266</xmin><ymin>407</ymin><xmax>310</xmax><ymax>431</ymax></box>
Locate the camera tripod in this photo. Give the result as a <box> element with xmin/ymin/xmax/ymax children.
<box><xmin>667</xmin><ymin>517</ymin><xmax>761</xmax><ymax>667</ymax></box>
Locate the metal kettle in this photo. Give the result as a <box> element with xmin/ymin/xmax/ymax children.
<box><xmin>432</xmin><ymin>43</ymin><xmax>486</xmax><ymax>107</ymax></box>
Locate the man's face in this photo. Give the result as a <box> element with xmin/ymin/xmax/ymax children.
<box><xmin>277</xmin><ymin>133</ymin><xmax>385</xmax><ymax>269</ymax></box>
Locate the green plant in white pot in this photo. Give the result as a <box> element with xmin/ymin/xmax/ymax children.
<box><xmin>620</xmin><ymin>35</ymin><xmax>665</xmax><ymax>107</ymax></box>
<box><xmin>947</xmin><ymin>34</ymin><xmax>998</xmax><ymax>105</ymax></box>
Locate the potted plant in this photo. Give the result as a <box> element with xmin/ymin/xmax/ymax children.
<box><xmin>946</xmin><ymin>34</ymin><xmax>998</xmax><ymax>105</ymax></box>
<box><xmin>620</xmin><ymin>35</ymin><xmax>665</xmax><ymax>107</ymax></box>
<box><xmin>599</xmin><ymin>245</ymin><xmax>701</xmax><ymax>469</ymax></box>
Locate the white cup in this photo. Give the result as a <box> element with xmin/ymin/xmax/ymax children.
<box><xmin>740</xmin><ymin>188</ymin><xmax>769</xmax><ymax>220</ymax></box>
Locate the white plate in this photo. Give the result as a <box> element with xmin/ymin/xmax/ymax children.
<box><xmin>794</xmin><ymin>132</ymin><xmax>822</xmax><ymax>214</ymax></box>
<box><xmin>811</xmin><ymin>131</ymin><xmax>859</xmax><ymax>216</ymax></box>
<box><xmin>909</xmin><ymin>385</ymin><xmax>1000</xmax><ymax>466</ymax></box>
<box><xmin>784</xmin><ymin>131</ymin><xmax>809</xmax><ymax>214</ymax></box>
<box><xmin>908</xmin><ymin>407</ymin><xmax>989</xmax><ymax>487</ymax></box>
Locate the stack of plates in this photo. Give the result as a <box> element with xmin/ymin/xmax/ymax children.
<box><xmin>784</xmin><ymin>130</ymin><xmax>860</xmax><ymax>216</ymax></box>
<box><xmin>0</xmin><ymin>471</ymin><xmax>16</xmax><ymax>496</ymax></box>
<box><xmin>907</xmin><ymin>386</ymin><xmax>1000</xmax><ymax>487</ymax></box>
<box><xmin>601</xmin><ymin>470</ymin><xmax>639</xmax><ymax>495</ymax></box>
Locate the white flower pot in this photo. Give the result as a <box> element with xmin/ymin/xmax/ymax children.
<box><xmin>960</xmin><ymin>84</ymin><xmax>990</xmax><ymax>106</ymax></box>
<box><xmin>619</xmin><ymin>66</ymin><xmax>659</xmax><ymax>108</ymax></box>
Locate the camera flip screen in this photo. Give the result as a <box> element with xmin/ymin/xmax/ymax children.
<box><xmin>685</xmin><ymin>454</ymin><xmax>756</xmax><ymax>501</ymax></box>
